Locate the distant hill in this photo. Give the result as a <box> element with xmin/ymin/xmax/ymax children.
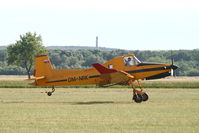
<box><xmin>46</xmin><ymin>46</ymin><xmax>118</xmax><ymax>51</ymax></box>
<box><xmin>0</xmin><ymin>46</ymin><xmax>6</xmax><ymax>50</ymax></box>
<box><xmin>0</xmin><ymin>45</ymin><xmax>118</xmax><ymax>51</ymax></box>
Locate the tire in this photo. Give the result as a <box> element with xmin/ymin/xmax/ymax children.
<box><xmin>133</xmin><ymin>94</ymin><xmax>142</xmax><ymax>103</ymax></box>
<box><xmin>141</xmin><ymin>93</ymin><xmax>149</xmax><ymax>101</ymax></box>
<box><xmin>47</xmin><ymin>92</ymin><xmax>52</xmax><ymax>96</ymax></box>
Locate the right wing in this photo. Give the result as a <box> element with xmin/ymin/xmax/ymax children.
<box><xmin>92</xmin><ymin>63</ymin><xmax>134</xmax><ymax>86</ymax></box>
<box><xmin>92</xmin><ymin>63</ymin><xmax>117</xmax><ymax>74</ymax></box>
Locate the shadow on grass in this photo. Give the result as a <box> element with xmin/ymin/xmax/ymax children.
<box><xmin>74</xmin><ymin>101</ymin><xmax>114</xmax><ymax>105</ymax></box>
<box><xmin>1</xmin><ymin>100</ymin><xmax>134</xmax><ymax>105</ymax></box>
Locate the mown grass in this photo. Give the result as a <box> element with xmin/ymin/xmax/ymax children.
<box><xmin>0</xmin><ymin>76</ymin><xmax>199</xmax><ymax>88</ymax></box>
<box><xmin>0</xmin><ymin>88</ymin><xmax>199</xmax><ymax>133</ymax></box>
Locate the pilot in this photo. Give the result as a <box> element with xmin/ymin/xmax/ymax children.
<box><xmin>125</xmin><ymin>57</ymin><xmax>133</xmax><ymax>66</ymax></box>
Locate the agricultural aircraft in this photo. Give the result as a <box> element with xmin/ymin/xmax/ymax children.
<box><xmin>29</xmin><ymin>54</ymin><xmax>178</xmax><ymax>103</ymax></box>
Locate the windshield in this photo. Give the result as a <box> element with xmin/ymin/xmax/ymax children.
<box><xmin>134</xmin><ymin>56</ymin><xmax>141</xmax><ymax>65</ymax></box>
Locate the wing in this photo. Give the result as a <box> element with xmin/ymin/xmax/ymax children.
<box><xmin>92</xmin><ymin>63</ymin><xmax>117</xmax><ymax>74</ymax></box>
<box><xmin>92</xmin><ymin>63</ymin><xmax>134</xmax><ymax>86</ymax></box>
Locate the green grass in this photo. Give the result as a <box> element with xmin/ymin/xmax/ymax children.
<box><xmin>0</xmin><ymin>88</ymin><xmax>199</xmax><ymax>133</ymax></box>
<box><xmin>0</xmin><ymin>80</ymin><xmax>32</xmax><ymax>88</ymax></box>
<box><xmin>141</xmin><ymin>80</ymin><xmax>199</xmax><ymax>88</ymax></box>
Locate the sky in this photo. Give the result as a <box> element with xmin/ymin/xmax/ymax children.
<box><xmin>0</xmin><ymin>0</ymin><xmax>199</xmax><ymax>50</ymax></box>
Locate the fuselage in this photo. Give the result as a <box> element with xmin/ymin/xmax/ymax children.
<box><xmin>33</xmin><ymin>54</ymin><xmax>177</xmax><ymax>86</ymax></box>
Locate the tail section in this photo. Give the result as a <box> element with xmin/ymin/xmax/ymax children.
<box><xmin>34</xmin><ymin>55</ymin><xmax>53</xmax><ymax>77</ymax></box>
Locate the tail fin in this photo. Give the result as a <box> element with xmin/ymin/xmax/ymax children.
<box><xmin>34</xmin><ymin>55</ymin><xmax>53</xmax><ymax>77</ymax></box>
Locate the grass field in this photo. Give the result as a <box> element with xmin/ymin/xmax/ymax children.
<box><xmin>0</xmin><ymin>87</ymin><xmax>199</xmax><ymax>133</ymax></box>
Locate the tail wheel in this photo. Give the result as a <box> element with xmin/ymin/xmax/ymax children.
<box><xmin>47</xmin><ymin>92</ymin><xmax>52</xmax><ymax>96</ymax></box>
<box><xmin>46</xmin><ymin>86</ymin><xmax>55</xmax><ymax>96</ymax></box>
<box><xmin>133</xmin><ymin>94</ymin><xmax>142</xmax><ymax>103</ymax></box>
<box><xmin>141</xmin><ymin>92</ymin><xmax>149</xmax><ymax>101</ymax></box>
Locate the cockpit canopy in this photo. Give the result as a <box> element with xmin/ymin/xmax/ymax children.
<box><xmin>105</xmin><ymin>54</ymin><xmax>142</xmax><ymax>69</ymax></box>
<box><xmin>123</xmin><ymin>55</ymin><xmax>141</xmax><ymax>66</ymax></box>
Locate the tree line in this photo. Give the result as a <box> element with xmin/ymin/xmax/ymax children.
<box><xmin>1</xmin><ymin>48</ymin><xmax>199</xmax><ymax>76</ymax></box>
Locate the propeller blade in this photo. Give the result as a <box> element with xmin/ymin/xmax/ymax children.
<box><xmin>171</xmin><ymin>69</ymin><xmax>174</xmax><ymax>76</ymax></box>
<box><xmin>170</xmin><ymin>64</ymin><xmax>178</xmax><ymax>77</ymax></box>
<box><xmin>170</xmin><ymin>50</ymin><xmax>178</xmax><ymax>77</ymax></box>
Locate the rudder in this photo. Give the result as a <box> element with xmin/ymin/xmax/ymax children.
<box><xmin>34</xmin><ymin>55</ymin><xmax>53</xmax><ymax>77</ymax></box>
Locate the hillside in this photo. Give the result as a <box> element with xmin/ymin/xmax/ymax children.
<box><xmin>0</xmin><ymin>45</ymin><xmax>118</xmax><ymax>51</ymax></box>
<box><xmin>0</xmin><ymin>46</ymin><xmax>6</xmax><ymax>50</ymax></box>
<box><xmin>46</xmin><ymin>46</ymin><xmax>118</xmax><ymax>51</ymax></box>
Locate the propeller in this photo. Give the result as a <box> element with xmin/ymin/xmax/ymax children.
<box><xmin>170</xmin><ymin>51</ymin><xmax>178</xmax><ymax>77</ymax></box>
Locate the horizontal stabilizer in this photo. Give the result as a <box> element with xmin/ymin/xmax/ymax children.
<box><xmin>92</xmin><ymin>63</ymin><xmax>117</xmax><ymax>74</ymax></box>
<box><xmin>27</xmin><ymin>76</ymin><xmax>45</xmax><ymax>80</ymax></box>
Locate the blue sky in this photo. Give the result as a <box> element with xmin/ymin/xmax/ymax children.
<box><xmin>0</xmin><ymin>0</ymin><xmax>199</xmax><ymax>50</ymax></box>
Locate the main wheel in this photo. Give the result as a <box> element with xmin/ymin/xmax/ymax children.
<box><xmin>141</xmin><ymin>92</ymin><xmax>149</xmax><ymax>101</ymax></box>
<box><xmin>47</xmin><ymin>92</ymin><xmax>52</xmax><ymax>96</ymax></box>
<box><xmin>133</xmin><ymin>94</ymin><xmax>142</xmax><ymax>103</ymax></box>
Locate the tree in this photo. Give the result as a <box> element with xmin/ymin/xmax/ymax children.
<box><xmin>82</xmin><ymin>54</ymin><xmax>105</xmax><ymax>67</ymax></box>
<box><xmin>7</xmin><ymin>32</ymin><xmax>48</xmax><ymax>79</ymax></box>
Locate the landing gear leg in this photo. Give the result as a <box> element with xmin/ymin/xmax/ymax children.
<box><xmin>46</xmin><ymin>86</ymin><xmax>55</xmax><ymax>96</ymax></box>
<box><xmin>130</xmin><ymin>80</ymin><xmax>142</xmax><ymax>103</ymax></box>
<box><xmin>137</xmin><ymin>80</ymin><xmax>149</xmax><ymax>102</ymax></box>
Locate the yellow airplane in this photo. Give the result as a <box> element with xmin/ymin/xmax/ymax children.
<box><xmin>29</xmin><ymin>54</ymin><xmax>178</xmax><ymax>103</ymax></box>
